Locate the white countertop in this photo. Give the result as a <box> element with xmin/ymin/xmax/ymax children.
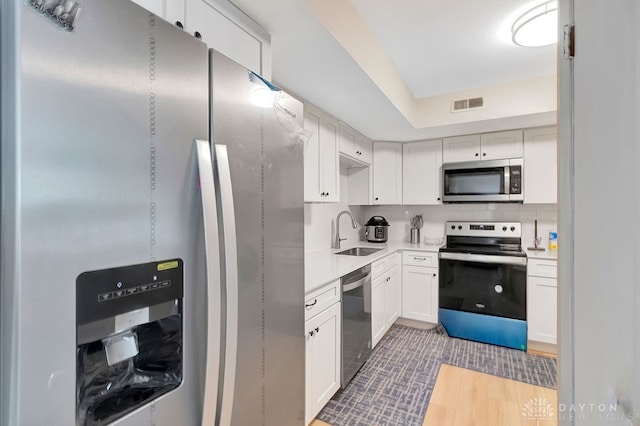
<box><xmin>305</xmin><ymin>241</ymin><xmax>559</xmax><ymax>293</ymax></box>
<box><xmin>524</xmin><ymin>248</ymin><xmax>558</xmax><ymax>260</ymax></box>
<box><xmin>305</xmin><ymin>241</ymin><xmax>442</xmax><ymax>293</ymax></box>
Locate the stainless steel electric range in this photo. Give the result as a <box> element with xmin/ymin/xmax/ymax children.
<box><xmin>438</xmin><ymin>222</ymin><xmax>528</xmax><ymax>350</ymax></box>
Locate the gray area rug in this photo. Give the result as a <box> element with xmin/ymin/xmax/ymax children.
<box><xmin>317</xmin><ymin>324</ymin><xmax>557</xmax><ymax>426</ymax></box>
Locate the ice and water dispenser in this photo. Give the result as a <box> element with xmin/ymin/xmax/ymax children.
<box><xmin>76</xmin><ymin>260</ymin><xmax>184</xmax><ymax>425</ymax></box>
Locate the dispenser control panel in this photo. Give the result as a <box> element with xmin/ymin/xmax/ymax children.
<box><xmin>76</xmin><ymin>259</ymin><xmax>183</xmax><ymax>326</ymax></box>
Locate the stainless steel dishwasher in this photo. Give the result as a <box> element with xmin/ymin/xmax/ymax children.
<box><xmin>341</xmin><ymin>264</ymin><xmax>372</xmax><ymax>388</ymax></box>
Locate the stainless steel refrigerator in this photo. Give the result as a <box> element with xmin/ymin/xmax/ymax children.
<box><xmin>0</xmin><ymin>1</ymin><xmax>305</xmax><ymax>425</ymax></box>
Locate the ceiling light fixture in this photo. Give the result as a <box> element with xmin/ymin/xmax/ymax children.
<box><xmin>511</xmin><ymin>0</ymin><xmax>558</xmax><ymax>47</ymax></box>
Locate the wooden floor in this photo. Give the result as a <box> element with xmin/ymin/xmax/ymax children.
<box><xmin>311</xmin><ymin>365</ymin><xmax>557</xmax><ymax>426</ymax></box>
<box><xmin>423</xmin><ymin>365</ymin><xmax>557</xmax><ymax>425</ymax></box>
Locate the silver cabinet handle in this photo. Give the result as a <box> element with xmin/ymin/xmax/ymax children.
<box><xmin>414</xmin><ymin>257</ymin><xmax>427</xmax><ymax>261</ymax></box>
<box><xmin>195</xmin><ymin>139</ymin><xmax>222</xmax><ymax>426</ymax></box>
<box><xmin>214</xmin><ymin>144</ymin><xmax>239</xmax><ymax>426</ymax></box>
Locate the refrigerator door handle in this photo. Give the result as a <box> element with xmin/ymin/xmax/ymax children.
<box><xmin>214</xmin><ymin>144</ymin><xmax>238</xmax><ymax>426</ymax></box>
<box><xmin>195</xmin><ymin>139</ymin><xmax>222</xmax><ymax>426</ymax></box>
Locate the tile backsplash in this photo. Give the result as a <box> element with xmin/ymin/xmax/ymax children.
<box><xmin>305</xmin><ymin>202</ymin><xmax>557</xmax><ymax>252</ymax></box>
<box><xmin>357</xmin><ymin>203</ymin><xmax>558</xmax><ymax>249</ymax></box>
<box><xmin>305</xmin><ymin>203</ymin><xmax>363</xmax><ymax>253</ymax></box>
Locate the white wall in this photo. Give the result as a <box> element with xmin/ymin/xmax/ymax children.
<box><xmin>359</xmin><ymin>203</ymin><xmax>557</xmax><ymax>248</ymax></box>
<box><xmin>558</xmin><ymin>0</ymin><xmax>640</xmax><ymax>424</ymax></box>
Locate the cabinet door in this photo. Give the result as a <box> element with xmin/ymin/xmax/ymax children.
<box><xmin>129</xmin><ymin>0</ymin><xmax>185</xmax><ymax>24</ymax></box>
<box><xmin>304</xmin><ymin>105</ymin><xmax>340</xmax><ymax>203</ymax></box>
<box><xmin>527</xmin><ymin>276</ymin><xmax>557</xmax><ymax>344</ymax></box>
<box><xmin>443</xmin><ymin>134</ymin><xmax>481</xmax><ymax>163</ymax></box>
<box><xmin>371</xmin><ymin>275</ymin><xmax>386</xmax><ymax>348</ymax></box>
<box><xmin>402</xmin><ymin>266</ymin><xmax>438</xmax><ymax>323</ymax></box>
<box><xmin>305</xmin><ymin>302</ymin><xmax>341</xmax><ymax>424</ymax></box>
<box><xmin>403</xmin><ymin>140</ymin><xmax>443</xmax><ymax>204</ymax></box>
<box><xmin>372</xmin><ymin>142</ymin><xmax>403</xmax><ymax>204</ymax></box>
<box><xmin>384</xmin><ymin>267</ymin><xmax>401</xmax><ymax>325</ymax></box>
<box><xmin>524</xmin><ymin>126</ymin><xmax>557</xmax><ymax>204</ymax></box>
<box><xmin>339</xmin><ymin>122</ymin><xmax>370</xmax><ymax>165</ymax></box>
<box><xmin>338</xmin><ymin>122</ymin><xmax>358</xmax><ymax>159</ymax></box>
<box><xmin>320</xmin><ymin>115</ymin><xmax>340</xmax><ymax>202</ymax></box>
<box><xmin>355</xmin><ymin>133</ymin><xmax>372</xmax><ymax>164</ymax></box>
<box><xmin>185</xmin><ymin>0</ymin><xmax>266</xmax><ymax>76</ymax></box>
<box><xmin>303</xmin><ymin>108</ymin><xmax>323</xmax><ymax>202</ymax></box>
<box><xmin>480</xmin><ymin>130</ymin><xmax>523</xmax><ymax>160</ymax></box>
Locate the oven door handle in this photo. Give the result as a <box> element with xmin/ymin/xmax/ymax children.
<box><xmin>439</xmin><ymin>251</ymin><xmax>527</xmax><ymax>266</ymax></box>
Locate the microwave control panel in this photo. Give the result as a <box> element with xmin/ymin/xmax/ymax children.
<box><xmin>510</xmin><ymin>166</ymin><xmax>522</xmax><ymax>194</ymax></box>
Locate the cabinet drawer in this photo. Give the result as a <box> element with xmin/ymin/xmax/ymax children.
<box><xmin>402</xmin><ymin>251</ymin><xmax>438</xmax><ymax>267</ymax></box>
<box><xmin>528</xmin><ymin>259</ymin><xmax>557</xmax><ymax>279</ymax></box>
<box><xmin>372</xmin><ymin>252</ymin><xmax>399</xmax><ymax>280</ymax></box>
<box><xmin>305</xmin><ymin>279</ymin><xmax>340</xmax><ymax>321</ymax></box>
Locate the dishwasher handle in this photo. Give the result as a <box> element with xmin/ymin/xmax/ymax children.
<box><xmin>342</xmin><ymin>273</ymin><xmax>370</xmax><ymax>293</ymax></box>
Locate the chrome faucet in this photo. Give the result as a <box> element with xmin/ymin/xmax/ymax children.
<box><xmin>334</xmin><ymin>210</ymin><xmax>358</xmax><ymax>249</ymax></box>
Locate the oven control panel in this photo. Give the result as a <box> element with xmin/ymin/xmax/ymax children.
<box><xmin>446</xmin><ymin>222</ymin><xmax>522</xmax><ymax>238</ymax></box>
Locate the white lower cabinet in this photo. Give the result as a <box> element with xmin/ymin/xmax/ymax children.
<box><xmin>384</xmin><ymin>267</ymin><xmax>401</xmax><ymax>326</ymax></box>
<box><xmin>401</xmin><ymin>265</ymin><xmax>438</xmax><ymax>323</ymax></box>
<box><xmin>401</xmin><ymin>251</ymin><xmax>439</xmax><ymax>324</ymax></box>
<box><xmin>305</xmin><ymin>301</ymin><xmax>341</xmax><ymax>425</ymax></box>
<box><xmin>527</xmin><ymin>259</ymin><xmax>558</xmax><ymax>344</ymax></box>
<box><xmin>371</xmin><ymin>274</ymin><xmax>386</xmax><ymax>349</ymax></box>
<box><xmin>372</xmin><ymin>264</ymin><xmax>400</xmax><ymax>348</ymax></box>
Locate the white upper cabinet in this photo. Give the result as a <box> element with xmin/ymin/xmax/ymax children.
<box><xmin>524</xmin><ymin>126</ymin><xmax>558</xmax><ymax>204</ymax></box>
<box><xmin>355</xmin><ymin>133</ymin><xmax>373</xmax><ymax>164</ymax></box>
<box><xmin>130</xmin><ymin>0</ymin><xmax>271</xmax><ymax>78</ymax></box>
<box><xmin>480</xmin><ymin>130</ymin><xmax>524</xmax><ymax>161</ymax></box>
<box><xmin>185</xmin><ymin>0</ymin><xmax>270</xmax><ymax>76</ymax></box>
<box><xmin>372</xmin><ymin>142</ymin><xmax>403</xmax><ymax>205</ymax></box>
<box><xmin>443</xmin><ymin>130</ymin><xmax>523</xmax><ymax>163</ymax></box>
<box><xmin>402</xmin><ymin>139</ymin><xmax>443</xmax><ymax>205</ymax></box>
<box><xmin>339</xmin><ymin>122</ymin><xmax>371</xmax><ymax>165</ymax></box>
<box><xmin>442</xmin><ymin>134</ymin><xmax>481</xmax><ymax>163</ymax></box>
<box><xmin>129</xmin><ymin>0</ymin><xmax>185</xmax><ymax>25</ymax></box>
<box><xmin>303</xmin><ymin>104</ymin><xmax>340</xmax><ymax>203</ymax></box>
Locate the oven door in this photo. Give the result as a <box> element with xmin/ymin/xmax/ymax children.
<box><xmin>438</xmin><ymin>252</ymin><xmax>527</xmax><ymax>320</ymax></box>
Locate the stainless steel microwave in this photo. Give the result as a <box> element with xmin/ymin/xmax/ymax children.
<box><xmin>442</xmin><ymin>158</ymin><xmax>523</xmax><ymax>203</ymax></box>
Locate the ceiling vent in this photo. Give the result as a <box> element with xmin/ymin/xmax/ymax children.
<box><xmin>451</xmin><ymin>96</ymin><xmax>484</xmax><ymax>112</ymax></box>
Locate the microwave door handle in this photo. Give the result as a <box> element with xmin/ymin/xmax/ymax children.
<box><xmin>504</xmin><ymin>166</ymin><xmax>511</xmax><ymax>195</ymax></box>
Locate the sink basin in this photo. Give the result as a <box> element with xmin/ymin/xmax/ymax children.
<box><xmin>335</xmin><ymin>247</ymin><xmax>382</xmax><ymax>256</ymax></box>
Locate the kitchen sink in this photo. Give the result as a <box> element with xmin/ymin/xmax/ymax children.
<box><xmin>335</xmin><ymin>247</ymin><xmax>382</xmax><ymax>256</ymax></box>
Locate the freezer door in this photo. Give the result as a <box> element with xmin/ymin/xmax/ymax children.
<box><xmin>210</xmin><ymin>51</ymin><xmax>305</xmax><ymax>425</ymax></box>
<box><xmin>1</xmin><ymin>1</ymin><xmax>210</xmax><ymax>425</ymax></box>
